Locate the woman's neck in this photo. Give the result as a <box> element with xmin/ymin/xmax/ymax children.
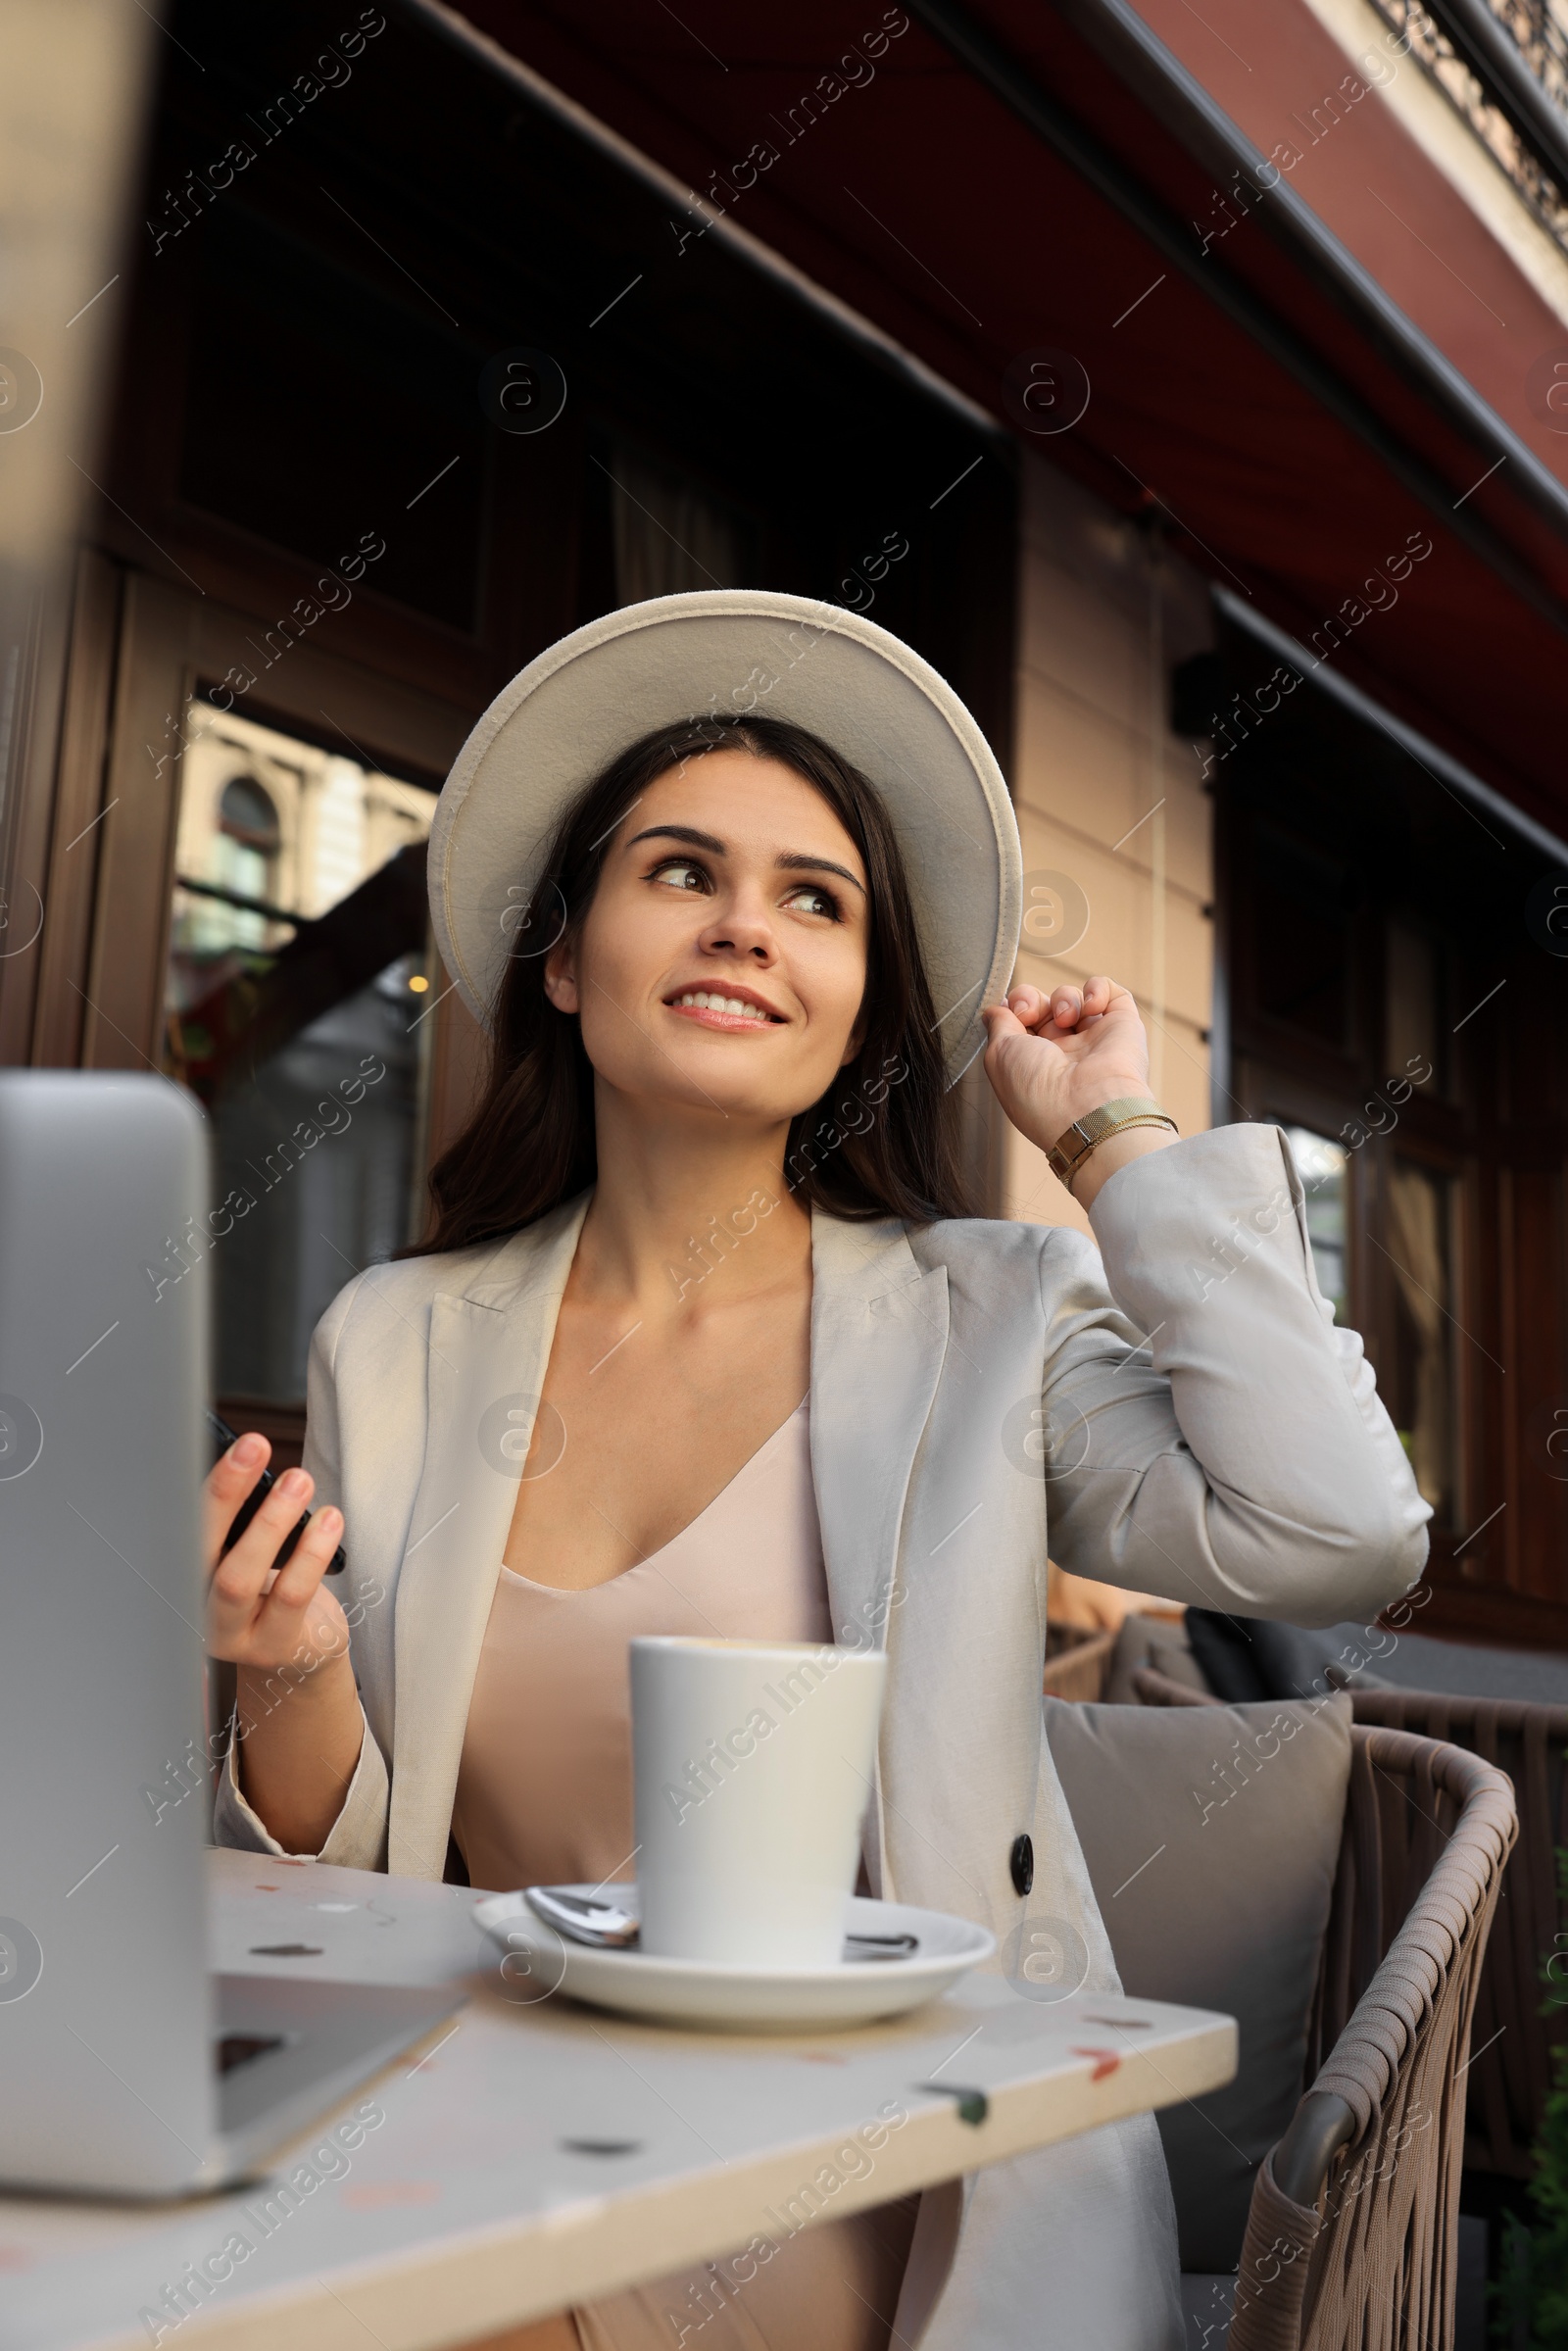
<box><xmin>572</xmin><ymin>1081</ymin><xmax>812</xmax><ymax>1314</ymax></box>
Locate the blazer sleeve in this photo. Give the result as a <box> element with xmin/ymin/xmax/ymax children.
<box><xmin>210</xmin><ymin>1272</ymin><xmax>392</xmax><ymax>1870</ymax></box>
<box><xmin>1038</xmin><ymin>1122</ymin><xmax>1431</xmax><ymax>1628</ymax></box>
<box><xmin>211</xmin><ymin>1705</ymin><xmax>389</xmax><ymax>1869</ymax></box>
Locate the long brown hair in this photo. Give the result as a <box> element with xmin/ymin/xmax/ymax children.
<box><xmin>406</xmin><ymin>714</ymin><xmax>972</xmax><ymax>1254</ymax></box>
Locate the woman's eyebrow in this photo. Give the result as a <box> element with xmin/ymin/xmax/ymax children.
<box><xmin>626</xmin><ymin>826</ymin><xmax>865</xmax><ymax>895</ymax></box>
<box><xmin>626</xmin><ymin>824</ymin><xmax>725</xmax><ymax>854</ymax></box>
<box><xmin>775</xmin><ymin>851</ymin><xmax>865</xmax><ymax>895</ymax></box>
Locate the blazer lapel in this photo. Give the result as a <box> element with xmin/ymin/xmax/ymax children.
<box><xmin>387</xmin><ymin>1195</ymin><xmax>590</xmax><ymax>1881</ymax></box>
<box><xmin>809</xmin><ymin>1209</ymin><xmax>949</xmax><ymax>1894</ymax></box>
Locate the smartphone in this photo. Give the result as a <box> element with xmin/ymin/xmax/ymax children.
<box><xmin>207</xmin><ymin>1410</ymin><xmax>346</xmax><ymax>1575</ymax></box>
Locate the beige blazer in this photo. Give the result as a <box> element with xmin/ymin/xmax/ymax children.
<box><xmin>216</xmin><ymin>1122</ymin><xmax>1428</xmax><ymax>2348</ymax></box>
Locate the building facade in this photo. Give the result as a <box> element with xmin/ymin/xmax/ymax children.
<box><xmin>1</xmin><ymin>0</ymin><xmax>1565</xmax><ymax>1641</ymax></box>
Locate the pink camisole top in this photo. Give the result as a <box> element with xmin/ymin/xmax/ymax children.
<box><xmin>451</xmin><ymin>1400</ymin><xmax>917</xmax><ymax>2351</ymax></box>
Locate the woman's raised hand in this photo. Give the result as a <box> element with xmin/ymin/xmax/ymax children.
<box><xmin>206</xmin><ymin>1435</ymin><xmax>366</xmax><ymax>1856</ymax></box>
<box><xmin>981</xmin><ymin>978</ymin><xmax>1174</xmax><ymax>1206</ymax></box>
<box><xmin>204</xmin><ymin>1433</ymin><xmax>349</xmax><ymax>1676</ymax></box>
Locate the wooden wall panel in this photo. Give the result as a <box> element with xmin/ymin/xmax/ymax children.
<box><xmin>31</xmin><ymin>551</ymin><xmax>124</xmax><ymax>1066</ymax></box>
<box><xmin>0</xmin><ymin>574</ymin><xmax>74</xmax><ymax>1066</ymax></box>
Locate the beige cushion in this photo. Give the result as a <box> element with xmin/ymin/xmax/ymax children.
<box><xmin>1044</xmin><ymin>1691</ymin><xmax>1352</xmax><ymax>2271</ymax></box>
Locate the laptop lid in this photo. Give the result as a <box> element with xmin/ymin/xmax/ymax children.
<box><xmin>0</xmin><ymin>1071</ymin><xmax>214</xmax><ymax>2194</ymax></box>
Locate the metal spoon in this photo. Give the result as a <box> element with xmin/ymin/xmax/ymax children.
<box><xmin>525</xmin><ymin>1889</ymin><xmax>638</xmax><ymax>1946</ymax></box>
<box><xmin>523</xmin><ymin>1887</ymin><xmax>917</xmax><ymax>1961</ymax></box>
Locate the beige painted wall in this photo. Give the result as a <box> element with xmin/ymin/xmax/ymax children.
<box><xmin>1004</xmin><ymin>452</ymin><xmax>1216</xmax><ymax>1239</ymax></box>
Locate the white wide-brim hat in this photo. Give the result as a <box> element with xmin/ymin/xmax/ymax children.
<box><xmin>428</xmin><ymin>590</ymin><xmax>1022</xmax><ymax>1086</ymax></box>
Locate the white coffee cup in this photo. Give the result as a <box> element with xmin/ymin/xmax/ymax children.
<box><xmin>630</xmin><ymin>1636</ymin><xmax>887</xmax><ymax>1969</ymax></box>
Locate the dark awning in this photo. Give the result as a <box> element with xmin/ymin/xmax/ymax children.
<box><xmin>414</xmin><ymin>0</ymin><xmax>1568</xmax><ymax>831</ymax></box>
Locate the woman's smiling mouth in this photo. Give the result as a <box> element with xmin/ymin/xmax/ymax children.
<box><xmin>665</xmin><ymin>988</ymin><xmax>785</xmax><ymax>1031</ymax></box>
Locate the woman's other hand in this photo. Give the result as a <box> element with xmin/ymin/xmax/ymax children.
<box><xmin>981</xmin><ymin>977</ymin><xmax>1176</xmax><ymax>1208</ymax></box>
<box><xmin>205</xmin><ymin>1432</ymin><xmax>364</xmax><ymax>1854</ymax></box>
<box><xmin>205</xmin><ymin>1432</ymin><xmax>348</xmax><ymax>1675</ymax></box>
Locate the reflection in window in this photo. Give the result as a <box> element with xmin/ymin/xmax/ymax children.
<box><xmin>163</xmin><ymin>703</ymin><xmax>437</xmax><ymax>1404</ymax></box>
<box><xmin>205</xmin><ymin>777</ymin><xmax>280</xmax><ymax>952</ymax></box>
<box><xmin>1283</xmin><ymin>1126</ymin><xmax>1348</xmax><ymax>1320</ymax></box>
<box><xmin>1383</xmin><ymin>1159</ymin><xmax>1456</xmax><ymax>1522</ymax></box>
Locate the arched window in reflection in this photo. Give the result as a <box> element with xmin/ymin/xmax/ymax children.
<box><xmin>213</xmin><ymin>775</ymin><xmax>280</xmax><ymax>947</ymax></box>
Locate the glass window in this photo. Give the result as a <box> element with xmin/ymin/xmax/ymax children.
<box><xmin>163</xmin><ymin>702</ymin><xmax>437</xmax><ymax>1406</ymax></box>
<box><xmin>1386</xmin><ymin>920</ymin><xmax>1445</xmax><ymax>1095</ymax></box>
<box><xmin>1249</xmin><ymin>820</ymin><xmax>1354</xmax><ymax>1051</ymax></box>
<box><xmin>1283</xmin><ymin>1125</ymin><xmax>1348</xmax><ymax>1320</ymax></box>
<box><xmin>609</xmin><ymin>441</ymin><xmax>748</xmax><ymax>603</ymax></box>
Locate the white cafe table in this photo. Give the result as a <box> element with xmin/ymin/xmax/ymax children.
<box><xmin>0</xmin><ymin>1850</ymin><xmax>1237</xmax><ymax>2351</ymax></box>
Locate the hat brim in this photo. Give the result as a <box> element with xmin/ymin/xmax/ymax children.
<box><xmin>427</xmin><ymin>590</ymin><xmax>1021</xmax><ymax>1087</ymax></box>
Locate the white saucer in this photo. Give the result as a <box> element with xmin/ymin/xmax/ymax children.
<box><xmin>473</xmin><ymin>1887</ymin><xmax>996</xmax><ymax>2032</ymax></box>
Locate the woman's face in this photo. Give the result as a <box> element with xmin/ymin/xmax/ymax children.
<box><xmin>545</xmin><ymin>750</ymin><xmax>870</xmax><ymax>1128</ymax></box>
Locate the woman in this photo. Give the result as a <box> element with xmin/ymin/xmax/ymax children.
<box><xmin>209</xmin><ymin>592</ymin><xmax>1428</xmax><ymax>2351</ymax></box>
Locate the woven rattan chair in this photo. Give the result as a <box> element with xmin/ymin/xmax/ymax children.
<box><xmin>1342</xmin><ymin>1685</ymin><xmax>1568</xmax><ymax>2181</ymax></box>
<box><xmin>1133</xmin><ymin>1667</ymin><xmax>1517</xmax><ymax>2351</ymax></box>
<box><xmin>1042</xmin><ymin>1620</ymin><xmax>1116</xmax><ymax>1701</ymax></box>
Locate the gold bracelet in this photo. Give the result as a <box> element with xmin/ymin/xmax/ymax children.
<box><xmin>1065</xmin><ymin>1114</ymin><xmax>1177</xmax><ymax>1195</ymax></box>
<box><xmin>1046</xmin><ymin>1097</ymin><xmax>1178</xmax><ymax>1195</ymax></box>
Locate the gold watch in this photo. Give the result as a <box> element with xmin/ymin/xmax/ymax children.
<box><xmin>1046</xmin><ymin>1096</ymin><xmax>1178</xmax><ymax>1195</ymax></box>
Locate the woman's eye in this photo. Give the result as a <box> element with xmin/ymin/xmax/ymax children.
<box><xmin>650</xmin><ymin>858</ymin><xmax>710</xmax><ymax>894</ymax></box>
<box><xmin>782</xmin><ymin>884</ymin><xmax>840</xmax><ymax>920</ymax></box>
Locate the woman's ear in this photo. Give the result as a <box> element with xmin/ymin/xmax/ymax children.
<box><xmin>543</xmin><ymin>936</ymin><xmax>580</xmax><ymax>1015</ymax></box>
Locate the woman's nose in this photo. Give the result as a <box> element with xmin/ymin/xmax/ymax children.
<box><xmin>698</xmin><ymin>890</ymin><xmax>778</xmax><ymax>960</ymax></box>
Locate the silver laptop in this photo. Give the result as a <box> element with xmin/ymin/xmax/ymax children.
<box><xmin>0</xmin><ymin>1070</ymin><xmax>459</xmax><ymax>2195</ymax></box>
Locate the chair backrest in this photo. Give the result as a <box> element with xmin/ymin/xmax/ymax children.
<box><xmin>1138</xmin><ymin>1664</ymin><xmax>1568</xmax><ymax>2180</ymax></box>
<box><xmin>1345</xmin><ymin>1684</ymin><xmax>1568</xmax><ymax>2179</ymax></box>
<box><xmin>1134</xmin><ymin>1666</ymin><xmax>1519</xmax><ymax>2351</ymax></box>
<box><xmin>1234</xmin><ymin>1725</ymin><xmax>1515</xmax><ymax>2351</ymax></box>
